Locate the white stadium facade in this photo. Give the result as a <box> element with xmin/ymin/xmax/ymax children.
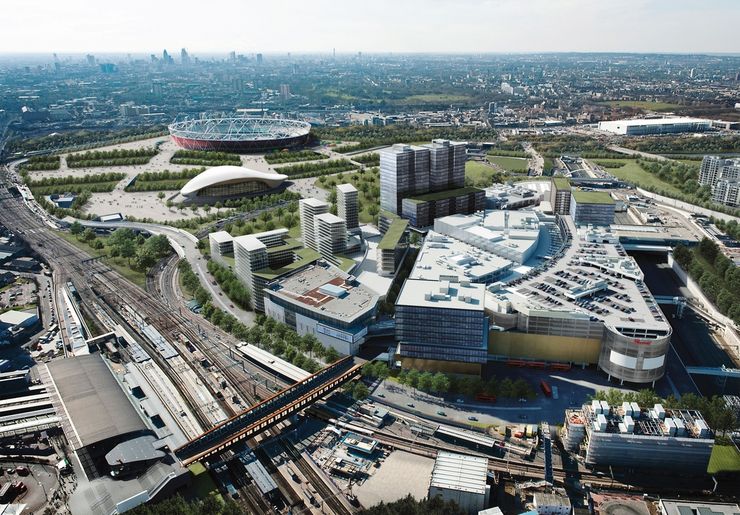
<box><xmin>180</xmin><ymin>165</ymin><xmax>288</xmax><ymax>203</ymax></box>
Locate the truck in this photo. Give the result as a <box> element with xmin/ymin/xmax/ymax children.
<box><xmin>540</xmin><ymin>379</ymin><xmax>552</xmax><ymax>398</ymax></box>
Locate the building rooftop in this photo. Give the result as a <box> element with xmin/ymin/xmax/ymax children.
<box><xmin>410</xmin><ymin>231</ymin><xmax>512</xmax><ymax>283</ymax></box>
<box><xmin>209</xmin><ymin>231</ymin><xmax>233</xmax><ymax>244</ymax></box>
<box><xmin>660</xmin><ymin>500</ymin><xmax>740</xmax><ymax>515</ymax></box>
<box><xmin>266</xmin><ymin>262</ymin><xmax>378</xmax><ymax>322</ymax></box>
<box><xmin>572</xmin><ymin>190</ymin><xmax>615</xmax><ymax>205</ymax></box>
<box><xmin>233</xmin><ymin>234</ymin><xmax>267</xmax><ymax>252</ymax></box>
<box><xmin>0</xmin><ymin>309</ymin><xmax>37</xmax><ymax>327</ymax></box>
<box><xmin>336</xmin><ymin>183</ymin><xmax>358</xmax><ymax>194</ymax></box>
<box><xmin>600</xmin><ymin>117</ymin><xmax>710</xmax><ymax>127</ymax></box>
<box><xmin>314</xmin><ymin>212</ymin><xmax>345</xmax><ymax>224</ymax></box>
<box><xmin>552</xmin><ymin>177</ymin><xmax>571</xmax><ymax>190</ymax></box>
<box><xmin>300</xmin><ymin>197</ymin><xmax>329</xmax><ymax>208</ymax></box>
<box><xmin>47</xmin><ymin>354</ymin><xmax>147</xmax><ymax>448</ymax></box>
<box><xmin>104</xmin><ymin>434</ymin><xmax>165</xmax><ymax>466</ymax></box>
<box><xmin>253</xmin><ymin>247</ymin><xmax>321</xmax><ymax>280</ymax></box>
<box><xmin>505</xmin><ymin>218</ymin><xmax>671</xmax><ymax>333</ymax></box>
<box><xmin>397</xmin><ymin>278</ymin><xmax>486</xmax><ymax>311</ymax></box>
<box><xmin>430</xmin><ymin>451</ymin><xmax>488</xmax><ymax>495</ymax></box>
<box><xmin>378</xmin><ymin>218</ymin><xmax>408</xmax><ymax>251</ymax></box>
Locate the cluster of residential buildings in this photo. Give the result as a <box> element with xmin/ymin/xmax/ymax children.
<box><xmin>699</xmin><ymin>155</ymin><xmax>740</xmax><ymax>207</ymax></box>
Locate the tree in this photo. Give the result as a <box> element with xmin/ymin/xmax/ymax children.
<box><xmin>324</xmin><ymin>347</ymin><xmax>340</xmax><ymax>363</ymax></box>
<box><xmin>417</xmin><ymin>372</ymin><xmax>433</xmax><ymax>392</ymax></box>
<box><xmin>81</xmin><ymin>228</ymin><xmax>96</xmax><ymax>242</ymax></box>
<box><xmin>352</xmin><ymin>382</ymin><xmax>369</xmax><ymax>400</ymax></box>
<box><xmin>70</xmin><ymin>221</ymin><xmax>83</xmax><ymax>235</ymax></box>
<box><xmin>405</xmin><ymin>369</ymin><xmax>420</xmax><ymax>389</ymax></box>
<box><xmin>157</xmin><ymin>191</ymin><xmax>165</xmax><ymax>199</ymax></box>
<box><xmin>431</xmin><ymin>372</ymin><xmax>450</xmax><ymax>394</ymax></box>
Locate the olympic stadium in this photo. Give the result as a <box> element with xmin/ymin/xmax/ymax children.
<box><xmin>168</xmin><ymin>117</ymin><xmax>311</xmax><ymax>153</ymax></box>
<box><xmin>180</xmin><ymin>165</ymin><xmax>288</xmax><ymax>203</ymax></box>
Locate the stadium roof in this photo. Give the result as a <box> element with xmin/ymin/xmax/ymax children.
<box><xmin>169</xmin><ymin>117</ymin><xmax>311</xmax><ymax>142</ymax></box>
<box><xmin>181</xmin><ymin>166</ymin><xmax>287</xmax><ymax>197</ymax></box>
<box><xmin>47</xmin><ymin>354</ymin><xmax>147</xmax><ymax>448</ymax></box>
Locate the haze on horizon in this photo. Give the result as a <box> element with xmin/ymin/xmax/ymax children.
<box><xmin>2</xmin><ymin>0</ymin><xmax>739</xmax><ymax>55</ymax></box>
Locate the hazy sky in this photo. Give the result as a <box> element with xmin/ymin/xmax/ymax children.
<box><xmin>2</xmin><ymin>0</ymin><xmax>738</xmax><ymax>54</ymax></box>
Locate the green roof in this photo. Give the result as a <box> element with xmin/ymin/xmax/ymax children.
<box><xmin>333</xmin><ymin>254</ymin><xmax>357</xmax><ymax>272</ymax></box>
<box><xmin>552</xmin><ymin>177</ymin><xmax>571</xmax><ymax>190</ymax></box>
<box><xmin>379</xmin><ymin>209</ymin><xmax>400</xmax><ymax>221</ymax></box>
<box><xmin>378</xmin><ymin>218</ymin><xmax>408</xmax><ymax>250</ymax></box>
<box><xmin>571</xmin><ymin>190</ymin><xmax>615</xmax><ymax>205</ymax></box>
<box><xmin>407</xmin><ymin>186</ymin><xmax>483</xmax><ymax>204</ymax></box>
<box><xmin>254</xmin><ymin>247</ymin><xmax>321</xmax><ymax>280</ymax></box>
<box><xmin>266</xmin><ymin>238</ymin><xmax>302</xmax><ymax>255</ymax></box>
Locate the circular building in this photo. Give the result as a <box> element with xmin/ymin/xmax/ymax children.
<box><xmin>168</xmin><ymin>117</ymin><xmax>311</xmax><ymax>153</ymax></box>
<box><xmin>180</xmin><ymin>165</ymin><xmax>288</xmax><ymax>203</ymax></box>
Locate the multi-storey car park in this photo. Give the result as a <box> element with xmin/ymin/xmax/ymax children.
<box><xmin>562</xmin><ymin>401</ymin><xmax>714</xmax><ymax>471</ymax></box>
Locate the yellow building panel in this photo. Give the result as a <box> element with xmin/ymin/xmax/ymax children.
<box><xmin>489</xmin><ymin>331</ymin><xmax>601</xmax><ymax>364</ymax></box>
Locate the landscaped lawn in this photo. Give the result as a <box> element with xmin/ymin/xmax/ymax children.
<box><xmin>600</xmin><ymin>159</ymin><xmax>684</xmax><ymax>197</ymax></box>
<box><xmin>188</xmin><ymin>462</ymin><xmax>224</xmax><ymax>502</ymax></box>
<box><xmin>707</xmin><ymin>445</ymin><xmax>740</xmax><ymax>475</ymax></box>
<box><xmin>487</xmin><ymin>155</ymin><xmax>529</xmax><ymax>173</ymax></box>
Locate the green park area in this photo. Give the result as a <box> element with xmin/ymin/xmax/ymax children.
<box><xmin>487</xmin><ymin>155</ymin><xmax>529</xmax><ymax>173</ymax></box>
<box><xmin>398</xmin><ymin>93</ymin><xmax>473</xmax><ymax>104</ymax></box>
<box><xmin>59</xmin><ymin>226</ymin><xmax>172</xmax><ymax>288</ymax></box>
<box><xmin>602</xmin><ymin>159</ymin><xmax>685</xmax><ymax>197</ymax></box>
<box><xmin>465</xmin><ymin>160</ymin><xmax>504</xmax><ymax>187</ymax></box>
<box><xmin>315</xmin><ymin>168</ymin><xmax>381</xmax><ymax>224</ymax></box>
<box><xmin>707</xmin><ymin>445</ymin><xmax>740</xmax><ymax>475</ymax></box>
<box><xmin>598</xmin><ymin>100</ymin><xmax>680</xmax><ymax>112</ymax></box>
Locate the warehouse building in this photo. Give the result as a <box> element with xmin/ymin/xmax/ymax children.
<box><xmin>562</xmin><ymin>401</ymin><xmax>714</xmax><ymax>471</ymax></box>
<box><xmin>597</xmin><ymin>117</ymin><xmax>712</xmax><ymax>136</ymax></box>
<box><xmin>428</xmin><ymin>451</ymin><xmax>490</xmax><ymax>515</ymax></box>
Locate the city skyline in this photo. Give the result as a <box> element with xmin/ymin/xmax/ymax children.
<box><xmin>2</xmin><ymin>0</ymin><xmax>739</xmax><ymax>54</ymax></box>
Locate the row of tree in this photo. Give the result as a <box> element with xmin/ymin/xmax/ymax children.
<box><xmin>314</xmin><ymin>125</ymin><xmax>497</xmax><ymax>154</ymax></box>
<box><xmin>66</xmin><ymin>147</ymin><xmax>158</xmax><ymax>168</ymax></box>
<box><xmin>623</xmin><ymin>135</ymin><xmax>740</xmax><ymax>154</ymax></box>
<box><xmin>170</xmin><ymin>150</ymin><xmax>241</xmax><ymax>167</ymax></box>
<box><xmin>126</xmin><ymin>167</ymin><xmax>205</xmax><ymax>192</ymax></box>
<box><xmin>673</xmin><ymin>238</ymin><xmax>740</xmax><ymax>325</ymax></box>
<box><xmin>263</xmin><ymin>150</ymin><xmax>327</xmax><ymax>164</ymax></box>
<box><xmin>19</xmin><ymin>155</ymin><xmax>60</xmax><ymax>171</ymax></box>
<box><xmin>70</xmin><ymin>225</ymin><xmax>172</xmax><ymax>271</ymax></box>
<box><xmin>6</xmin><ymin>126</ymin><xmax>166</xmax><ymax>155</ymax></box>
<box><xmin>591</xmin><ymin>388</ymin><xmax>738</xmax><ymax>437</ymax></box>
<box><xmin>27</xmin><ymin>171</ymin><xmax>125</xmax><ymax>187</ymax></box>
<box><xmin>276</xmin><ymin>158</ymin><xmax>358</xmax><ymax>178</ymax></box>
<box><xmin>206</xmin><ymin>260</ymin><xmax>251</xmax><ymax>309</ymax></box>
<box><xmin>712</xmin><ymin>217</ymin><xmax>740</xmax><ymax>241</ymax></box>
<box><xmin>352</xmin><ymin>152</ymin><xmax>380</xmax><ymax>165</ymax></box>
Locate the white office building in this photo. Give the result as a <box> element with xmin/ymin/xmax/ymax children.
<box><xmin>314</xmin><ymin>213</ymin><xmax>347</xmax><ymax>259</ymax></box>
<box><xmin>336</xmin><ymin>183</ymin><xmax>359</xmax><ymax>229</ymax></box>
<box><xmin>299</xmin><ymin>198</ymin><xmax>329</xmax><ymax>251</ymax></box>
<box><xmin>209</xmin><ymin>231</ymin><xmax>234</xmax><ymax>266</ymax></box>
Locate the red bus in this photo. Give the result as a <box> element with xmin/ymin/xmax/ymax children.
<box><xmin>540</xmin><ymin>379</ymin><xmax>552</xmax><ymax>398</ymax></box>
<box><xmin>475</xmin><ymin>393</ymin><xmax>497</xmax><ymax>403</ymax></box>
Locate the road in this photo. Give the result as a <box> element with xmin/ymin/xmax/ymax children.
<box><xmin>522</xmin><ymin>142</ymin><xmax>544</xmax><ymax>175</ymax></box>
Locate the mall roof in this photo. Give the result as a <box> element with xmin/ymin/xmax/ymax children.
<box><xmin>396</xmin><ymin>278</ymin><xmax>486</xmax><ymax>311</ymax></box>
<box><xmin>47</xmin><ymin>354</ymin><xmax>147</xmax><ymax>448</ymax></box>
<box><xmin>180</xmin><ymin>166</ymin><xmax>287</xmax><ymax>197</ymax></box>
<box><xmin>430</xmin><ymin>451</ymin><xmax>488</xmax><ymax>495</ymax></box>
<box><xmin>266</xmin><ymin>262</ymin><xmax>377</xmax><ymax>322</ymax></box>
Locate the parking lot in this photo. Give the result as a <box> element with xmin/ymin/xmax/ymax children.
<box><xmin>0</xmin><ymin>462</ymin><xmax>60</xmax><ymax>513</ymax></box>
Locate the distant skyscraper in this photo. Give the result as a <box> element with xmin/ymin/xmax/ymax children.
<box><xmin>336</xmin><ymin>183</ymin><xmax>359</xmax><ymax>230</ymax></box>
<box><xmin>86</xmin><ymin>54</ymin><xmax>96</xmax><ymax>66</ymax></box>
<box><xmin>256</xmin><ymin>53</ymin><xmax>263</xmax><ymax>64</ymax></box>
<box><xmin>279</xmin><ymin>84</ymin><xmax>290</xmax><ymax>101</ymax></box>
<box><xmin>151</xmin><ymin>81</ymin><xmax>164</xmax><ymax>97</ymax></box>
<box><xmin>180</xmin><ymin>48</ymin><xmax>190</xmax><ymax>65</ymax></box>
<box><xmin>229</xmin><ymin>51</ymin><xmax>236</xmax><ymax>62</ymax></box>
<box><xmin>299</xmin><ymin>198</ymin><xmax>329</xmax><ymax>250</ymax></box>
<box><xmin>162</xmin><ymin>49</ymin><xmax>174</xmax><ymax>64</ymax></box>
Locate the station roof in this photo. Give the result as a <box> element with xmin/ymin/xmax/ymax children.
<box><xmin>47</xmin><ymin>354</ymin><xmax>147</xmax><ymax>448</ymax></box>
<box><xmin>430</xmin><ymin>451</ymin><xmax>488</xmax><ymax>495</ymax></box>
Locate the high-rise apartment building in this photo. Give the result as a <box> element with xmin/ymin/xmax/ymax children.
<box><xmin>336</xmin><ymin>183</ymin><xmax>359</xmax><ymax>229</ymax></box>
<box><xmin>699</xmin><ymin>156</ymin><xmax>740</xmax><ymax>207</ymax></box>
<box><xmin>380</xmin><ymin>144</ymin><xmax>430</xmax><ymax>215</ymax></box>
<box><xmin>380</xmin><ymin>140</ymin><xmax>480</xmax><ymax>228</ymax></box>
<box><xmin>299</xmin><ymin>198</ymin><xmax>329</xmax><ymax>251</ymax></box>
<box><xmin>314</xmin><ymin>213</ymin><xmax>347</xmax><ymax>259</ymax></box>
<box><xmin>234</xmin><ymin>235</ymin><xmax>270</xmax><ymax>311</ymax></box>
<box><xmin>550</xmin><ymin>177</ymin><xmax>572</xmax><ymax>215</ymax></box>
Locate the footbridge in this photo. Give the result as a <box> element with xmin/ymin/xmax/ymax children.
<box><xmin>174</xmin><ymin>356</ymin><xmax>361</xmax><ymax>465</ymax></box>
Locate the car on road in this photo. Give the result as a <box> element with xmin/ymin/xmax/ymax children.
<box><xmin>14</xmin><ymin>467</ymin><xmax>29</xmax><ymax>476</ymax></box>
<box><xmin>468</xmin><ymin>416</ymin><xmax>478</xmax><ymax>421</ymax></box>
<box><xmin>436</xmin><ymin>410</ymin><xmax>446</xmax><ymax>416</ymax></box>
<box><xmin>406</xmin><ymin>403</ymin><xmax>415</xmax><ymax>408</ymax></box>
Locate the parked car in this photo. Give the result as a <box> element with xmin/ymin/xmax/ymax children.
<box><xmin>436</xmin><ymin>410</ymin><xmax>446</xmax><ymax>416</ymax></box>
<box><xmin>468</xmin><ymin>416</ymin><xmax>478</xmax><ymax>421</ymax></box>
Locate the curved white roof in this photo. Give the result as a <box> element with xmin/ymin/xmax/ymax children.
<box><xmin>181</xmin><ymin>165</ymin><xmax>288</xmax><ymax>197</ymax></box>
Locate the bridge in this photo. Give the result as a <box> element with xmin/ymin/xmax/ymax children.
<box><xmin>175</xmin><ymin>356</ymin><xmax>361</xmax><ymax>465</ymax></box>
<box><xmin>653</xmin><ymin>295</ymin><xmax>687</xmax><ymax>318</ymax></box>
<box><xmin>685</xmin><ymin>366</ymin><xmax>740</xmax><ymax>379</ymax></box>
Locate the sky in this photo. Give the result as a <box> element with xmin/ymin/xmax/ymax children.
<box><xmin>2</xmin><ymin>0</ymin><xmax>738</xmax><ymax>55</ymax></box>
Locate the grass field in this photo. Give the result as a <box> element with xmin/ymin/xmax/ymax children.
<box><xmin>708</xmin><ymin>445</ymin><xmax>740</xmax><ymax>475</ymax></box>
<box><xmin>57</xmin><ymin>231</ymin><xmax>148</xmax><ymax>288</ymax></box>
<box><xmin>600</xmin><ymin>159</ymin><xmax>684</xmax><ymax>197</ymax></box>
<box><xmin>188</xmin><ymin>462</ymin><xmax>224</xmax><ymax>502</ymax></box>
<box><xmin>599</xmin><ymin>100</ymin><xmax>679</xmax><ymax>112</ymax></box>
<box><xmin>465</xmin><ymin>161</ymin><xmax>502</xmax><ymax>187</ymax></box>
<box><xmin>487</xmin><ymin>155</ymin><xmax>529</xmax><ymax>173</ymax></box>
